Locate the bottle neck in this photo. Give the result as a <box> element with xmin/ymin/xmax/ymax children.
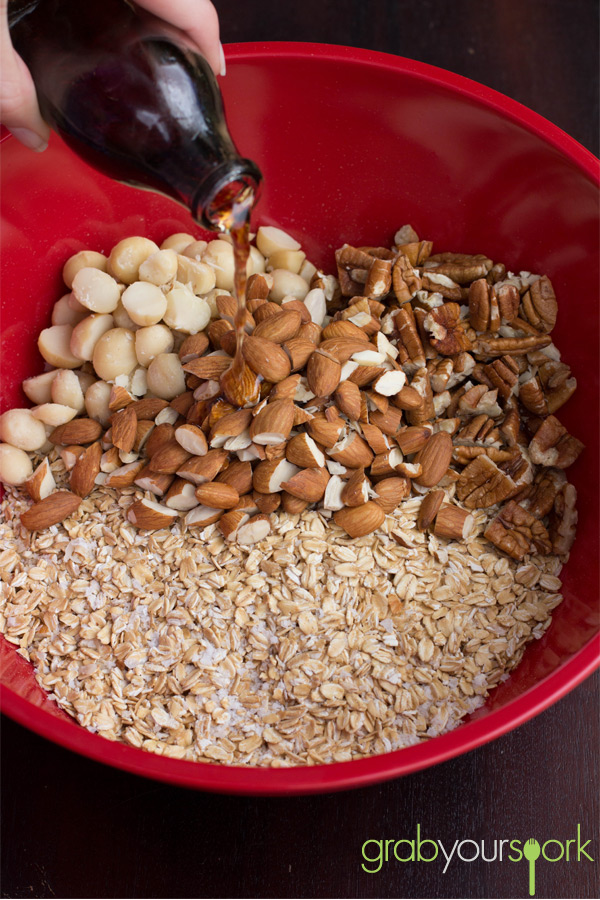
<box><xmin>192</xmin><ymin>160</ymin><xmax>262</xmax><ymax>231</ymax></box>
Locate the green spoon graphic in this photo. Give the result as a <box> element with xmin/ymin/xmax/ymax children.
<box><xmin>523</xmin><ymin>838</ymin><xmax>541</xmax><ymax>896</ymax></box>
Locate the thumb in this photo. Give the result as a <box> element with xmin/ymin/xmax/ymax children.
<box><xmin>0</xmin><ymin>0</ymin><xmax>50</xmax><ymax>150</ymax></box>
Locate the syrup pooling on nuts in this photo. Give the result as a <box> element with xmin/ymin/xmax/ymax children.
<box><xmin>0</xmin><ymin>224</ymin><xmax>583</xmax><ymax>562</ymax></box>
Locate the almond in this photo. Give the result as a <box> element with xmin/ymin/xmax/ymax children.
<box><xmin>24</xmin><ymin>458</ymin><xmax>56</xmax><ymax>502</ymax></box>
<box><xmin>285</xmin><ymin>433</ymin><xmax>325</xmax><ymax>468</ymax></box>
<box><xmin>233</xmin><ymin>494</ymin><xmax>260</xmax><ymax>516</ymax></box>
<box><xmin>374</xmin><ymin>476</ymin><xmax>411</xmax><ymax>513</ymax></box>
<box><xmin>319</xmin><ymin>337</ymin><xmax>370</xmax><ymax>363</ymax></box>
<box><xmin>134</xmin><ymin>466</ymin><xmax>174</xmax><ymax>496</ymax></box>
<box><xmin>280</xmin><ymin>466</ymin><xmax>329</xmax><ymax>502</ymax></box>
<box><xmin>283</xmin><ymin>338</ymin><xmax>315</xmax><ymax>372</ymax></box>
<box><xmin>103</xmin><ymin>459</ymin><xmax>146</xmax><ymax>487</ymax></box>
<box><xmin>216</xmin><ymin>460</ymin><xmax>253</xmax><ymax>495</ymax></box>
<box><xmin>145</xmin><ymin>422</ymin><xmax>175</xmax><ymax>457</ymax></box>
<box><xmin>392</xmin><ymin>385</ymin><xmax>423</xmax><ymax>410</ymax></box>
<box><xmin>370</xmin><ymin>449</ymin><xmax>404</xmax><ymax>477</ymax></box>
<box><xmin>373</xmin><ymin>370</ymin><xmax>406</xmax><ymax>396</ymax></box>
<box><xmin>127</xmin><ymin>498</ymin><xmax>179</xmax><ymax>530</ymax></box>
<box><xmin>183</xmin><ymin>353</ymin><xmax>233</xmax><ymax>381</ymax></box>
<box><xmin>111</xmin><ymin>406</ymin><xmax>137</xmax><ymax>452</ymax></box>
<box><xmin>293</xmin><ymin>405</ymin><xmax>314</xmax><ymax>427</ymax></box>
<box><xmin>69</xmin><ymin>441</ymin><xmax>102</xmax><ymax>497</ymax></box>
<box><xmin>236</xmin><ymin>514</ymin><xmax>271</xmax><ymax>545</ymax></box>
<box><xmin>243</xmin><ymin>335</ymin><xmax>291</xmax><ymax>383</ymax></box>
<box><xmin>253</xmin><ymin>490</ymin><xmax>281</xmax><ymax>514</ymax></box>
<box><xmin>369</xmin><ymin>407</ymin><xmax>403</xmax><ymax>436</ymax></box>
<box><xmin>250</xmin><ymin>399</ymin><xmax>294</xmax><ymax>445</ymax></box>
<box><xmin>269</xmin><ymin>374</ymin><xmax>301</xmax><ymax>401</ymax></box>
<box><xmin>347</xmin><ymin>365</ymin><xmax>386</xmax><ymax>388</ymax></box>
<box><xmin>252</xmin><ymin>301</ymin><xmax>281</xmax><ymax>323</ymax></box>
<box><xmin>323</xmin><ymin>474</ymin><xmax>345</xmax><ymax>511</ymax></box>
<box><xmin>207</xmin><ymin>319</ymin><xmax>234</xmax><ymax>350</ymax></box>
<box><xmin>193</xmin><ymin>380</ymin><xmax>221</xmax><ymax>402</ymax></box>
<box><xmin>175</xmin><ymin>423</ymin><xmax>208</xmax><ymax>456</ymax></box>
<box><xmin>208</xmin><ymin>409</ymin><xmax>253</xmax><ymax>448</ymax></box>
<box><xmin>360</xmin><ymin>423</ymin><xmax>390</xmax><ymax>455</ymax></box>
<box><xmin>246</xmin><ymin>272</ymin><xmax>273</xmax><ymax>300</ymax></box>
<box><xmin>333</xmin><ymin>501</ymin><xmax>385</xmax><ymax>538</ymax></box>
<box><xmin>49</xmin><ymin>417</ymin><xmax>103</xmax><ymax>445</ymax></box>
<box><xmin>59</xmin><ymin>445</ymin><xmax>85</xmax><ymax>471</ymax></box>
<box><xmin>322</xmin><ymin>320</ymin><xmax>370</xmax><ymax>342</ymax></box>
<box><xmin>21</xmin><ymin>490</ymin><xmax>81</xmax><ymax>531</ymax></box>
<box><xmin>219</xmin><ymin>508</ymin><xmax>250</xmax><ymax>540</ymax></box>
<box><xmin>133</xmin><ymin>419</ymin><xmax>155</xmax><ymax>453</ymax></box>
<box><xmin>194</xmin><ymin>482</ymin><xmax>239</xmax><ymax>509</ymax></box>
<box><xmin>341</xmin><ymin>468</ymin><xmax>370</xmax><ymax>507</ymax></box>
<box><xmin>306</xmin><ymin>416</ymin><xmax>345</xmax><ymax>449</ymax></box>
<box><xmin>184</xmin><ymin>505</ymin><xmax>223</xmax><ymax>527</ymax></box>
<box><xmin>364</xmin><ymin>389</ymin><xmax>389</xmax><ymax>413</ymax></box>
<box><xmin>164</xmin><ymin>478</ymin><xmax>200</xmax><ymax>510</ymax></box>
<box><xmin>414</xmin><ymin>432</ymin><xmax>453</xmax><ymax>487</ymax></box>
<box><xmin>170</xmin><ymin>391</ymin><xmax>195</xmax><ymax>417</ymax></box>
<box><xmin>177</xmin><ymin>448</ymin><xmax>228</xmax><ymax>484</ymax></box>
<box><xmin>328</xmin><ymin>432</ymin><xmax>373</xmax><ymax>468</ymax></box>
<box><xmin>396</xmin><ymin>425</ymin><xmax>433</xmax><ymax>454</ymax></box>
<box><xmin>297</xmin><ymin>322</ymin><xmax>322</xmax><ymax>344</ymax></box>
<box><xmin>252</xmin><ymin>458</ymin><xmax>300</xmax><ymax>494</ymax></box>
<box><xmin>280</xmin><ymin>298</ymin><xmax>311</xmax><ymax>324</ymax></box>
<box><xmin>281</xmin><ymin>492</ymin><xmax>309</xmax><ymax>514</ymax></box>
<box><xmin>129</xmin><ymin>397</ymin><xmax>169</xmax><ymax>419</ymax></box>
<box><xmin>178</xmin><ymin>332</ymin><xmax>209</xmax><ymax>363</ymax></box>
<box><xmin>149</xmin><ymin>440</ymin><xmax>191</xmax><ymax>474</ymax></box>
<box><xmin>417</xmin><ymin>489</ymin><xmax>445</xmax><ymax>530</ymax></box>
<box><xmin>434</xmin><ymin>504</ymin><xmax>474</xmax><ymax>540</ymax></box>
<box><xmin>253</xmin><ymin>309</ymin><xmax>302</xmax><ymax>343</ymax></box>
<box><xmin>333</xmin><ymin>381</ymin><xmax>361</xmax><ymax>420</ymax></box>
<box><xmin>108</xmin><ymin>384</ymin><xmax>134</xmax><ymax>410</ymax></box>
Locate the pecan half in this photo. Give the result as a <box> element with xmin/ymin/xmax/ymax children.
<box><xmin>423</xmin><ymin>252</ymin><xmax>493</xmax><ymax>284</ymax></box>
<box><xmin>363</xmin><ymin>257</ymin><xmax>392</xmax><ymax>298</ymax></box>
<box><xmin>521</xmin><ymin>468</ymin><xmax>567</xmax><ymax>518</ymax></box>
<box><xmin>518</xmin><ymin>374</ymin><xmax>549</xmax><ymax>416</ymax></box>
<box><xmin>529</xmin><ymin>415</ymin><xmax>584</xmax><ymax>469</ymax></box>
<box><xmin>392</xmin><ymin>306</ymin><xmax>426</xmax><ymax>370</ymax></box>
<box><xmin>482</xmin><ymin>355</ymin><xmax>519</xmax><ymax>401</ymax></box>
<box><xmin>455</xmin><ymin>455</ymin><xmax>516</xmax><ymax>508</ymax></box>
<box><xmin>396</xmin><ymin>240</ymin><xmax>433</xmax><ymax>266</ymax></box>
<box><xmin>521</xmin><ymin>275</ymin><xmax>558</xmax><ymax>333</ymax></box>
<box><xmin>469</xmin><ymin>279</ymin><xmax>521</xmax><ymax>333</ymax></box>
<box><xmin>474</xmin><ymin>333</ymin><xmax>552</xmax><ymax>357</ymax></box>
<box><xmin>423</xmin><ymin>303</ymin><xmax>471</xmax><ymax>356</ymax></box>
<box><xmin>484</xmin><ymin>500</ymin><xmax>552</xmax><ymax>560</ymax></box>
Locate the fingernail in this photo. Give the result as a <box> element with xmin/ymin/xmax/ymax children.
<box><xmin>10</xmin><ymin>128</ymin><xmax>48</xmax><ymax>152</ymax></box>
<box><xmin>219</xmin><ymin>43</ymin><xmax>226</xmax><ymax>77</ymax></box>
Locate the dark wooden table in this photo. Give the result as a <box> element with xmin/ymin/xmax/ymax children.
<box><xmin>2</xmin><ymin>1</ymin><xmax>598</xmax><ymax>897</ymax></box>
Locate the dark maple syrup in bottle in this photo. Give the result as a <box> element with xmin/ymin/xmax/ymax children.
<box><xmin>9</xmin><ymin>0</ymin><xmax>262</xmax><ymax>405</ymax></box>
<box><xmin>8</xmin><ymin>0</ymin><xmax>261</xmax><ymax>231</ymax></box>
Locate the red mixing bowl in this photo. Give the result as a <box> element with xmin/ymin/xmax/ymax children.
<box><xmin>1</xmin><ymin>43</ymin><xmax>598</xmax><ymax>794</ymax></box>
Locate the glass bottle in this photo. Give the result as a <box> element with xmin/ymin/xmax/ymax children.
<box><xmin>8</xmin><ymin>0</ymin><xmax>262</xmax><ymax>230</ymax></box>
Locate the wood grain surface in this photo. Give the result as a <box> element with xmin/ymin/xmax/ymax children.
<box><xmin>1</xmin><ymin>1</ymin><xmax>598</xmax><ymax>898</ymax></box>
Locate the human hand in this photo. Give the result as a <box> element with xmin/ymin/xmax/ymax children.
<box><xmin>0</xmin><ymin>0</ymin><xmax>223</xmax><ymax>152</ymax></box>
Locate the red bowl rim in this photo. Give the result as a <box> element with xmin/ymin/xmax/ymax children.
<box><xmin>1</xmin><ymin>42</ymin><xmax>599</xmax><ymax>795</ymax></box>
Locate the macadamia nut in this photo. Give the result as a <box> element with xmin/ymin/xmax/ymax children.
<box><xmin>163</xmin><ymin>286</ymin><xmax>211</xmax><ymax>334</ymax></box>
<box><xmin>269</xmin><ymin>269</ymin><xmax>310</xmax><ymax>302</ymax></box>
<box><xmin>70</xmin><ymin>313</ymin><xmax>114</xmax><ymax>361</ymax></box>
<box><xmin>51</xmin><ymin>293</ymin><xmax>89</xmax><ymax>326</ymax></box>
<box><xmin>38</xmin><ymin>324</ymin><xmax>83</xmax><ymax>368</ymax></box>
<box><xmin>0</xmin><ymin>408</ymin><xmax>48</xmax><ymax>451</ymax></box>
<box><xmin>92</xmin><ymin>327</ymin><xmax>137</xmax><ymax>382</ymax></box>
<box><xmin>84</xmin><ymin>380</ymin><xmax>112</xmax><ymax>425</ymax></box>
<box><xmin>72</xmin><ymin>267</ymin><xmax>121</xmax><ymax>313</ymax></box>
<box><xmin>146</xmin><ymin>353</ymin><xmax>186</xmax><ymax>399</ymax></box>
<box><xmin>160</xmin><ymin>233</ymin><xmax>195</xmax><ymax>254</ymax></box>
<box><xmin>22</xmin><ymin>370</ymin><xmax>59</xmax><ymax>405</ymax></box>
<box><xmin>138</xmin><ymin>249</ymin><xmax>178</xmax><ymax>286</ymax></box>
<box><xmin>51</xmin><ymin>368</ymin><xmax>86</xmax><ymax>411</ymax></box>
<box><xmin>121</xmin><ymin>281</ymin><xmax>168</xmax><ymax>326</ymax></box>
<box><xmin>0</xmin><ymin>443</ymin><xmax>34</xmax><ymax>485</ymax></box>
<box><xmin>107</xmin><ymin>236</ymin><xmax>159</xmax><ymax>284</ymax></box>
<box><xmin>176</xmin><ymin>255</ymin><xmax>216</xmax><ymax>295</ymax></box>
<box><xmin>256</xmin><ymin>225</ymin><xmax>301</xmax><ymax>258</ymax></box>
<box><xmin>135</xmin><ymin>324</ymin><xmax>174</xmax><ymax>367</ymax></box>
<box><xmin>62</xmin><ymin>250</ymin><xmax>107</xmax><ymax>289</ymax></box>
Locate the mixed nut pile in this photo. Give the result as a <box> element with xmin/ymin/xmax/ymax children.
<box><xmin>0</xmin><ymin>224</ymin><xmax>582</xmax><ymax>560</ymax></box>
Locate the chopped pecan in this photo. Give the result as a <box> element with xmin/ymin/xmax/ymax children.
<box><xmin>484</xmin><ymin>500</ymin><xmax>552</xmax><ymax>560</ymax></box>
<box><xmin>413</xmin><ymin>307</ymin><xmax>438</xmax><ymax>360</ymax></box>
<box><xmin>529</xmin><ymin>415</ymin><xmax>584</xmax><ymax>469</ymax></box>
<box><xmin>406</xmin><ymin>368</ymin><xmax>435</xmax><ymax>425</ymax></box>
<box><xmin>518</xmin><ymin>374</ymin><xmax>549</xmax><ymax>416</ymax></box>
<box><xmin>482</xmin><ymin>355</ymin><xmax>519</xmax><ymax>401</ymax></box>
<box><xmin>392</xmin><ymin>306</ymin><xmax>426</xmax><ymax>370</ymax></box>
<box><xmin>546</xmin><ymin>377</ymin><xmax>577</xmax><ymax>414</ymax></box>
<box><xmin>470</xmin><ymin>280</ymin><xmax>520</xmax><ymax>331</ymax></box>
<box><xmin>423</xmin><ymin>252</ymin><xmax>493</xmax><ymax>284</ymax></box>
<box><xmin>453</xmin><ymin>446</ymin><xmax>519</xmax><ymax>465</ymax></box>
<box><xmin>358</xmin><ymin>246</ymin><xmax>396</xmax><ymax>260</ymax></box>
<box><xmin>522</xmin><ymin>468</ymin><xmax>566</xmax><ymax>518</ymax></box>
<box><xmin>548</xmin><ymin>482</ymin><xmax>578</xmax><ymax>556</ymax></box>
<box><xmin>521</xmin><ymin>275</ymin><xmax>558</xmax><ymax>333</ymax></box>
<box><xmin>419</xmin><ymin>272</ymin><xmax>462</xmax><ymax>300</ymax></box>
<box><xmin>455</xmin><ymin>455</ymin><xmax>516</xmax><ymax>508</ymax></box>
<box><xmin>455</xmin><ymin>414</ymin><xmax>496</xmax><ymax>443</ymax></box>
<box><xmin>499</xmin><ymin>402</ymin><xmax>521</xmax><ymax>446</ymax></box>
<box><xmin>363</xmin><ymin>257</ymin><xmax>392</xmax><ymax>298</ymax></box>
<box><xmin>392</xmin><ymin>253</ymin><xmax>421</xmax><ymax>304</ymax></box>
<box><xmin>396</xmin><ymin>241</ymin><xmax>433</xmax><ymax>267</ymax></box>
<box><xmin>427</xmin><ymin>358</ymin><xmax>454</xmax><ymax>392</ymax></box>
<box><xmin>423</xmin><ymin>303</ymin><xmax>472</xmax><ymax>356</ymax></box>
<box><xmin>458</xmin><ymin>384</ymin><xmax>501</xmax><ymax>418</ymax></box>
<box><xmin>537</xmin><ymin>359</ymin><xmax>571</xmax><ymax>390</ymax></box>
<box><xmin>474</xmin><ymin>333</ymin><xmax>552</xmax><ymax>357</ymax></box>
